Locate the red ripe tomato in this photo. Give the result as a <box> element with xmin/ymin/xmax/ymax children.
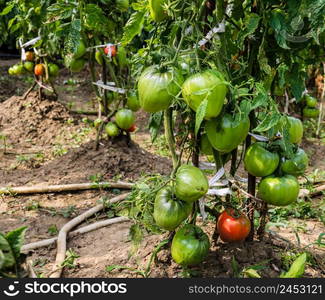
<box><xmin>217</xmin><ymin>209</ymin><xmax>251</xmax><ymax>243</ymax></box>
<box><xmin>34</xmin><ymin>64</ymin><xmax>45</xmax><ymax>76</ymax></box>
<box><xmin>104</xmin><ymin>44</ymin><xmax>117</xmax><ymax>57</ymax></box>
<box><xmin>127</xmin><ymin>124</ymin><xmax>136</xmax><ymax>132</ymax></box>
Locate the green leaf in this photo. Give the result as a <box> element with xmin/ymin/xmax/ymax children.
<box><xmin>231</xmin><ymin>0</ymin><xmax>244</xmax><ymax>20</ymax></box>
<box><xmin>0</xmin><ymin>233</ymin><xmax>15</xmax><ymax>269</ymax></box>
<box><xmin>64</xmin><ymin>19</ymin><xmax>82</xmax><ymax>57</ymax></box>
<box><xmin>258</xmin><ymin>38</ymin><xmax>276</xmax><ymax>90</ymax></box>
<box><xmin>231</xmin><ymin>256</ymin><xmax>240</xmax><ymax>278</ymax></box>
<box><xmin>84</xmin><ymin>4</ymin><xmax>110</xmax><ymax>34</ymax></box>
<box><xmin>316</xmin><ymin>233</ymin><xmax>325</xmax><ymax>246</ymax></box>
<box><xmin>281</xmin><ymin>253</ymin><xmax>307</xmax><ymax>278</ymax></box>
<box><xmin>254</xmin><ymin>113</ymin><xmax>282</xmax><ymax>133</ymax></box>
<box><xmin>251</xmin><ymin>93</ymin><xmax>268</xmax><ymax>110</ymax></box>
<box><xmin>121</xmin><ymin>11</ymin><xmax>145</xmax><ymax>46</ymax></box>
<box><xmin>128</xmin><ymin>224</ymin><xmax>143</xmax><ymax>255</ymax></box>
<box><xmin>8</xmin><ymin>16</ymin><xmax>17</xmax><ymax>30</ymax></box>
<box><xmin>269</xmin><ymin>10</ymin><xmax>290</xmax><ymax>49</ymax></box>
<box><xmin>0</xmin><ymin>3</ymin><xmax>14</xmax><ymax>16</ymax></box>
<box><xmin>5</xmin><ymin>226</ymin><xmax>27</xmax><ymax>263</ymax></box>
<box><xmin>277</xmin><ymin>63</ymin><xmax>289</xmax><ymax>88</ymax></box>
<box><xmin>238</xmin><ymin>13</ymin><xmax>261</xmax><ymax>48</ymax></box>
<box><xmin>0</xmin><ymin>249</ymin><xmax>4</xmax><ymax>269</ymax></box>
<box><xmin>243</xmin><ymin>268</ymin><xmax>261</xmax><ymax>278</ymax></box>
<box><xmin>195</xmin><ymin>99</ymin><xmax>208</xmax><ymax>137</ymax></box>
<box><xmin>287</xmin><ymin>64</ymin><xmax>305</xmax><ymax>101</ymax></box>
<box><xmin>239</xmin><ymin>99</ymin><xmax>251</xmax><ymax>117</ymax></box>
<box><xmin>106</xmin><ymin>264</ymin><xmax>125</xmax><ymax>272</ymax></box>
<box><xmin>148</xmin><ymin>112</ymin><xmax>163</xmax><ymax>142</ymax></box>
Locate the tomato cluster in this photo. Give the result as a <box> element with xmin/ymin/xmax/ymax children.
<box><xmin>8</xmin><ymin>50</ymin><xmax>59</xmax><ymax>79</ymax></box>
<box><xmin>100</xmin><ymin>108</ymin><xmax>136</xmax><ymax>138</ymax></box>
<box><xmin>302</xmin><ymin>94</ymin><xmax>320</xmax><ymax>119</ymax></box>
<box><xmin>242</xmin><ymin>116</ymin><xmax>308</xmax><ymax>207</ymax></box>
<box><xmin>152</xmin><ymin>164</ymin><xmax>211</xmax><ymax>266</ymax></box>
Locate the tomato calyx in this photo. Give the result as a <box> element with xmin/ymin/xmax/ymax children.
<box><xmin>224</xmin><ymin>207</ymin><xmax>242</xmax><ymax>219</ymax></box>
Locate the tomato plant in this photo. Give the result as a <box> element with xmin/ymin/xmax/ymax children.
<box><xmin>117</xmin><ymin>0</ymin><xmax>325</xmax><ymax>267</ymax></box>
<box><xmin>2</xmin><ymin>0</ymin><xmax>324</xmax><ymax>273</ymax></box>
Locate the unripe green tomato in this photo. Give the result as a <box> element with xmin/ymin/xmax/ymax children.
<box><xmin>73</xmin><ymin>40</ymin><xmax>86</xmax><ymax>59</ymax></box>
<box><xmin>12</xmin><ymin>64</ymin><xmax>24</xmax><ymax>75</ymax></box>
<box><xmin>171</xmin><ymin>224</ymin><xmax>210</xmax><ymax>266</ymax></box>
<box><xmin>182</xmin><ymin>69</ymin><xmax>228</xmax><ymax>119</ymax></box>
<box><xmin>244</xmin><ymin>143</ymin><xmax>280</xmax><ymax>177</ymax></box>
<box><xmin>138</xmin><ymin>65</ymin><xmax>183</xmax><ymax>113</ymax></box>
<box><xmin>304</xmin><ymin>95</ymin><xmax>317</xmax><ymax>108</ymax></box>
<box><xmin>23</xmin><ymin>61</ymin><xmax>34</xmax><ymax>72</ymax></box>
<box><xmin>281</xmin><ymin>148</ymin><xmax>308</xmax><ymax>176</ymax></box>
<box><xmin>153</xmin><ymin>187</ymin><xmax>192</xmax><ymax>231</ymax></box>
<box><xmin>303</xmin><ymin>107</ymin><xmax>320</xmax><ymax>118</ymax></box>
<box><xmin>48</xmin><ymin>63</ymin><xmax>59</xmax><ymax>77</ymax></box>
<box><xmin>8</xmin><ymin>67</ymin><xmax>15</xmax><ymax>75</ymax></box>
<box><xmin>174</xmin><ymin>165</ymin><xmax>209</xmax><ymax>203</ymax></box>
<box><xmin>206</xmin><ymin>114</ymin><xmax>250</xmax><ymax>153</ymax></box>
<box><xmin>258</xmin><ymin>175</ymin><xmax>300</xmax><ymax>206</ymax></box>
<box><xmin>126</xmin><ymin>92</ymin><xmax>140</xmax><ymax>112</ymax></box>
<box><xmin>287</xmin><ymin>116</ymin><xmax>303</xmax><ymax>144</ymax></box>
<box><xmin>69</xmin><ymin>58</ymin><xmax>86</xmax><ymax>72</ymax></box>
<box><xmin>105</xmin><ymin>122</ymin><xmax>120</xmax><ymax>137</ymax></box>
<box><xmin>115</xmin><ymin>109</ymin><xmax>135</xmax><ymax>130</ymax></box>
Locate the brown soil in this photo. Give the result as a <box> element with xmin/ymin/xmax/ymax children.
<box><xmin>0</xmin><ymin>93</ymin><xmax>79</xmax><ymax>147</ymax></box>
<box><xmin>6</xmin><ymin>219</ymin><xmax>322</xmax><ymax>278</ymax></box>
<box><xmin>302</xmin><ymin>138</ymin><xmax>325</xmax><ymax>172</ymax></box>
<box><xmin>1</xmin><ymin>136</ymin><xmax>171</xmax><ymax>186</ymax></box>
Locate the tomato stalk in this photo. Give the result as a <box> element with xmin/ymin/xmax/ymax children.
<box><xmin>101</xmin><ymin>59</ymin><xmax>109</xmax><ymax>116</ymax></box>
<box><xmin>230</xmin><ymin>148</ymin><xmax>238</xmax><ymax>176</ymax></box>
<box><xmin>245</xmin><ymin>111</ymin><xmax>257</xmax><ymax>241</ymax></box>
<box><xmin>88</xmin><ymin>48</ymin><xmax>100</xmax><ymax>98</ymax></box>
<box><xmin>257</xmin><ymin>202</ymin><xmax>268</xmax><ymax>239</ymax></box>
<box><xmin>212</xmin><ymin>148</ymin><xmax>223</xmax><ymax>170</ymax></box>
<box><xmin>164</xmin><ymin>108</ymin><xmax>178</xmax><ymax>170</ymax></box>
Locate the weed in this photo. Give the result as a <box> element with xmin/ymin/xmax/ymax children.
<box><xmin>47</xmin><ymin>225</ymin><xmax>58</xmax><ymax>236</ymax></box>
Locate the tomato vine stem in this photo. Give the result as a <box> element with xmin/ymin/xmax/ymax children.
<box><xmin>164</xmin><ymin>108</ymin><xmax>178</xmax><ymax>171</ymax></box>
